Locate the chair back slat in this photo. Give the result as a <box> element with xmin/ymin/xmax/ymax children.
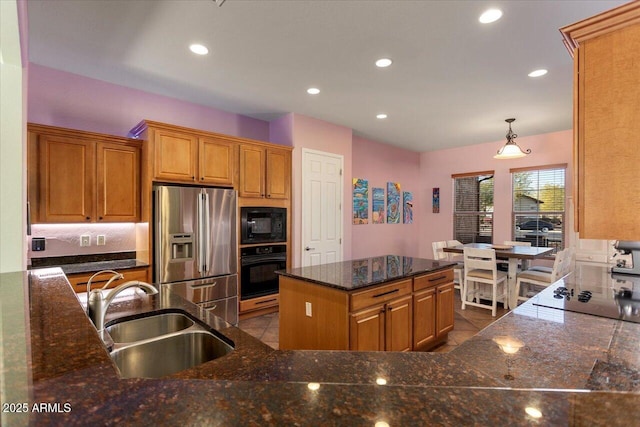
<box><xmin>463</xmin><ymin>247</ymin><xmax>498</xmax><ymax>279</ymax></box>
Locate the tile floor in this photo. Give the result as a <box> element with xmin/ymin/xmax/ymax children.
<box><xmin>239</xmin><ymin>292</ymin><xmax>508</xmax><ymax>352</ymax></box>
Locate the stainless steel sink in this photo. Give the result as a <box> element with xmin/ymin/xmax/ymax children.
<box><xmin>103</xmin><ymin>310</ymin><xmax>234</xmax><ymax>378</ymax></box>
<box><xmin>106</xmin><ymin>312</ymin><xmax>195</xmax><ymax>343</ymax></box>
<box><xmin>110</xmin><ymin>330</ymin><xmax>233</xmax><ymax>378</ymax></box>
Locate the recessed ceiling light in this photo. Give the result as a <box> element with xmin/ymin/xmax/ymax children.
<box><xmin>189</xmin><ymin>44</ymin><xmax>209</xmax><ymax>55</ymax></box>
<box><xmin>307</xmin><ymin>87</ymin><xmax>320</xmax><ymax>95</ymax></box>
<box><xmin>376</xmin><ymin>113</ymin><xmax>388</xmax><ymax>119</ymax></box>
<box><xmin>375</xmin><ymin>58</ymin><xmax>393</xmax><ymax>68</ymax></box>
<box><xmin>528</xmin><ymin>69</ymin><xmax>548</xmax><ymax>77</ymax></box>
<box><xmin>479</xmin><ymin>9</ymin><xmax>503</xmax><ymax>24</ymax></box>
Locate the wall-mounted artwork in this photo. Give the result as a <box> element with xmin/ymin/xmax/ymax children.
<box><xmin>433</xmin><ymin>187</ymin><xmax>440</xmax><ymax>213</ymax></box>
<box><xmin>372</xmin><ymin>187</ymin><xmax>385</xmax><ymax>224</ymax></box>
<box><xmin>387</xmin><ymin>182</ymin><xmax>401</xmax><ymax>224</ymax></box>
<box><xmin>403</xmin><ymin>191</ymin><xmax>413</xmax><ymax>224</ymax></box>
<box><xmin>352</xmin><ymin>178</ymin><xmax>369</xmax><ymax>224</ymax></box>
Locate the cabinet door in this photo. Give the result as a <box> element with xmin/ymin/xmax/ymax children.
<box><xmin>577</xmin><ymin>23</ymin><xmax>640</xmax><ymax>239</ymax></box>
<box><xmin>39</xmin><ymin>135</ymin><xmax>94</xmax><ymax>222</ymax></box>
<box><xmin>265</xmin><ymin>148</ymin><xmax>291</xmax><ymax>199</ymax></box>
<box><xmin>96</xmin><ymin>142</ymin><xmax>140</xmax><ymax>222</ymax></box>
<box><xmin>413</xmin><ymin>287</ymin><xmax>436</xmax><ymax>349</ymax></box>
<box><xmin>385</xmin><ymin>294</ymin><xmax>413</xmax><ymax>352</ymax></box>
<box><xmin>239</xmin><ymin>144</ymin><xmax>265</xmax><ymax>198</ymax></box>
<box><xmin>350</xmin><ymin>304</ymin><xmax>385</xmax><ymax>351</ymax></box>
<box><xmin>436</xmin><ymin>282</ymin><xmax>455</xmax><ymax>337</ymax></box>
<box><xmin>199</xmin><ymin>137</ymin><xmax>235</xmax><ymax>186</ymax></box>
<box><xmin>153</xmin><ymin>129</ymin><xmax>197</xmax><ymax>182</ymax></box>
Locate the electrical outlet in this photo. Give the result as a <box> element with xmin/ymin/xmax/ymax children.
<box><xmin>80</xmin><ymin>235</ymin><xmax>91</xmax><ymax>247</ymax></box>
<box><xmin>97</xmin><ymin>235</ymin><xmax>106</xmax><ymax>246</ymax></box>
<box><xmin>305</xmin><ymin>301</ymin><xmax>312</xmax><ymax>317</ymax></box>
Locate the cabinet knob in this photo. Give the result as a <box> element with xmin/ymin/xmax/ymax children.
<box><xmin>200</xmin><ymin>177</ymin><xmax>204</xmax><ymax>181</ymax></box>
<box><xmin>98</xmin><ymin>216</ymin><xmax>103</xmax><ymax>220</ymax></box>
<box><xmin>86</xmin><ymin>216</ymin><xmax>91</xmax><ymax>221</ymax></box>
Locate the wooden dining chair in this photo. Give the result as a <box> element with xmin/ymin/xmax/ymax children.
<box><xmin>515</xmin><ymin>248</ymin><xmax>573</xmax><ymax>302</ymax></box>
<box><xmin>461</xmin><ymin>247</ymin><xmax>508</xmax><ymax>317</ymax></box>
<box><xmin>432</xmin><ymin>240</ymin><xmax>462</xmax><ymax>292</ymax></box>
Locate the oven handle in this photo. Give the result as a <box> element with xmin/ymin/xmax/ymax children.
<box><xmin>241</xmin><ymin>255</ymin><xmax>287</xmax><ymax>266</ymax></box>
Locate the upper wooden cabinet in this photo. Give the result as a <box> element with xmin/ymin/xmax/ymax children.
<box><xmin>149</xmin><ymin>127</ymin><xmax>235</xmax><ymax>186</ymax></box>
<box><xmin>561</xmin><ymin>3</ymin><xmax>640</xmax><ymax>240</ymax></box>
<box><xmin>28</xmin><ymin>124</ymin><xmax>141</xmax><ymax>223</ymax></box>
<box><xmin>239</xmin><ymin>144</ymin><xmax>291</xmax><ymax>199</ymax></box>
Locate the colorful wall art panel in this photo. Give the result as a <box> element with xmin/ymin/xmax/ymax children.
<box><xmin>433</xmin><ymin>187</ymin><xmax>440</xmax><ymax>213</ymax></box>
<box><xmin>387</xmin><ymin>182</ymin><xmax>401</xmax><ymax>224</ymax></box>
<box><xmin>352</xmin><ymin>178</ymin><xmax>369</xmax><ymax>224</ymax></box>
<box><xmin>403</xmin><ymin>191</ymin><xmax>413</xmax><ymax>224</ymax></box>
<box><xmin>372</xmin><ymin>187</ymin><xmax>385</xmax><ymax>224</ymax></box>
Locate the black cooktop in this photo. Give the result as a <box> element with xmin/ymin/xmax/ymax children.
<box><xmin>532</xmin><ymin>268</ymin><xmax>640</xmax><ymax>324</ymax></box>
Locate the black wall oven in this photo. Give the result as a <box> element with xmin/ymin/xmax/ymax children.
<box><xmin>240</xmin><ymin>244</ymin><xmax>286</xmax><ymax>300</ymax></box>
<box><xmin>240</xmin><ymin>207</ymin><xmax>286</xmax><ymax>244</ymax></box>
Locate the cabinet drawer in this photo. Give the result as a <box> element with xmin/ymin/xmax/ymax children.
<box><xmin>239</xmin><ymin>293</ymin><xmax>279</xmax><ymax>312</ymax></box>
<box><xmin>350</xmin><ymin>279</ymin><xmax>412</xmax><ymax>312</ymax></box>
<box><xmin>575</xmin><ymin>253</ymin><xmax>609</xmax><ymax>264</ymax></box>
<box><xmin>413</xmin><ymin>269</ymin><xmax>454</xmax><ymax>292</ymax></box>
<box><xmin>67</xmin><ymin>267</ymin><xmax>149</xmax><ymax>294</ymax></box>
<box><xmin>166</xmin><ymin>275</ymin><xmax>237</xmax><ymax>304</ymax></box>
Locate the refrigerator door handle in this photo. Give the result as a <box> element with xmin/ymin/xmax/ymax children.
<box><xmin>203</xmin><ymin>191</ymin><xmax>211</xmax><ymax>273</ymax></box>
<box><xmin>197</xmin><ymin>191</ymin><xmax>205</xmax><ymax>273</ymax></box>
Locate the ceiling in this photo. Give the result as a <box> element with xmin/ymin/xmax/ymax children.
<box><xmin>26</xmin><ymin>0</ymin><xmax>628</xmax><ymax>152</ymax></box>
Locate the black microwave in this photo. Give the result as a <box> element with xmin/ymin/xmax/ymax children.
<box><xmin>240</xmin><ymin>207</ymin><xmax>287</xmax><ymax>244</ymax></box>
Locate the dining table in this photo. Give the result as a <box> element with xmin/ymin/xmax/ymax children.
<box><xmin>443</xmin><ymin>242</ymin><xmax>555</xmax><ymax>309</ymax></box>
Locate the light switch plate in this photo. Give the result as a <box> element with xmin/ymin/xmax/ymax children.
<box><xmin>305</xmin><ymin>301</ymin><xmax>312</xmax><ymax>317</ymax></box>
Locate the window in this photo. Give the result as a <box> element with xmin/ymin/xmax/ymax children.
<box><xmin>511</xmin><ymin>165</ymin><xmax>566</xmax><ymax>254</ymax></box>
<box><xmin>453</xmin><ymin>171</ymin><xmax>494</xmax><ymax>244</ymax></box>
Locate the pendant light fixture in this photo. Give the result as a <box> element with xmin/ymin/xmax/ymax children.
<box><xmin>494</xmin><ymin>118</ymin><xmax>531</xmax><ymax>159</ymax></box>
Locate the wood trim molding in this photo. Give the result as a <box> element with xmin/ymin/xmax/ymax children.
<box><xmin>509</xmin><ymin>163</ymin><xmax>568</xmax><ymax>173</ymax></box>
<box><xmin>451</xmin><ymin>170</ymin><xmax>494</xmax><ymax>179</ymax></box>
<box><xmin>560</xmin><ymin>1</ymin><xmax>640</xmax><ymax>56</ymax></box>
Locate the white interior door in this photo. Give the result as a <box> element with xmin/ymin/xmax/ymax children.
<box><xmin>302</xmin><ymin>149</ymin><xmax>343</xmax><ymax>267</ymax></box>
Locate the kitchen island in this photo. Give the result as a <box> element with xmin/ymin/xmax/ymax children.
<box><xmin>276</xmin><ymin>255</ymin><xmax>457</xmax><ymax>351</ymax></box>
<box><xmin>2</xmin><ymin>265</ymin><xmax>640</xmax><ymax>426</ymax></box>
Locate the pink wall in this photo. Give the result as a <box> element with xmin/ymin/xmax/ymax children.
<box><xmin>418</xmin><ymin>130</ymin><xmax>573</xmax><ymax>258</ymax></box>
<box><xmin>27</xmin><ymin>64</ymin><xmax>270</xmax><ymax>141</ymax></box>
<box><xmin>287</xmin><ymin>113</ymin><xmax>353</xmax><ymax>267</ymax></box>
<box><xmin>352</xmin><ymin>136</ymin><xmax>421</xmax><ymax>258</ymax></box>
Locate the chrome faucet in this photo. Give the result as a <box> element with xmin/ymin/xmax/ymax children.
<box><xmin>88</xmin><ymin>280</ymin><xmax>158</xmax><ymax>331</ymax></box>
<box><xmin>86</xmin><ymin>269</ymin><xmax>124</xmax><ymax>295</ymax></box>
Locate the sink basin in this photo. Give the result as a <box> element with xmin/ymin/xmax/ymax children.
<box><xmin>110</xmin><ymin>331</ymin><xmax>233</xmax><ymax>378</ymax></box>
<box><xmin>106</xmin><ymin>312</ymin><xmax>194</xmax><ymax>343</ymax></box>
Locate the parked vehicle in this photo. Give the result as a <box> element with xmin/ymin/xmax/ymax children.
<box><xmin>516</xmin><ymin>220</ymin><xmax>554</xmax><ymax>232</ymax></box>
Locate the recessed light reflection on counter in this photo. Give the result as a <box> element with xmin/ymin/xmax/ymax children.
<box><xmin>375</xmin><ymin>421</ymin><xmax>390</xmax><ymax>427</ymax></box>
<box><xmin>375</xmin><ymin>377</ymin><xmax>387</xmax><ymax>385</ymax></box>
<box><xmin>528</xmin><ymin>69</ymin><xmax>548</xmax><ymax>78</ymax></box>
<box><xmin>525</xmin><ymin>407</ymin><xmax>542</xmax><ymax>419</ymax></box>
<box><xmin>307</xmin><ymin>382</ymin><xmax>320</xmax><ymax>391</ymax></box>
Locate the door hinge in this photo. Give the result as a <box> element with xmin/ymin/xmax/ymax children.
<box><xmin>340</xmin><ymin>168</ymin><xmax>343</xmax><ymax>176</ymax></box>
<box><xmin>339</xmin><ymin>238</ymin><xmax>342</xmax><ymax>244</ymax></box>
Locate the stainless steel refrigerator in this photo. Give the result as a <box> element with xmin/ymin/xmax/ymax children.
<box><xmin>153</xmin><ymin>184</ymin><xmax>238</xmax><ymax>325</ymax></box>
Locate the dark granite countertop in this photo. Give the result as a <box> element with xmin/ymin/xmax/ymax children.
<box><xmin>2</xmin><ymin>265</ymin><xmax>640</xmax><ymax>425</ymax></box>
<box><xmin>276</xmin><ymin>254</ymin><xmax>457</xmax><ymax>291</ymax></box>
<box><xmin>29</xmin><ymin>251</ymin><xmax>149</xmax><ymax>275</ymax></box>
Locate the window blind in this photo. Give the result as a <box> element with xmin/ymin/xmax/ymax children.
<box><xmin>453</xmin><ymin>173</ymin><xmax>494</xmax><ymax>244</ymax></box>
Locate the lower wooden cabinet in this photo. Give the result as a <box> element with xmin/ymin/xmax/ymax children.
<box><xmin>279</xmin><ymin>268</ymin><xmax>453</xmax><ymax>351</ymax></box>
<box><xmin>66</xmin><ymin>267</ymin><xmax>149</xmax><ymax>294</ymax></box>
<box><xmin>349</xmin><ymin>294</ymin><xmax>413</xmax><ymax>352</ymax></box>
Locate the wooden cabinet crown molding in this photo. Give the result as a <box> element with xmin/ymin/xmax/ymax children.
<box><xmin>560</xmin><ymin>1</ymin><xmax>640</xmax><ymax>55</ymax></box>
<box><xmin>129</xmin><ymin>119</ymin><xmax>293</xmax><ymax>151</ymax></box>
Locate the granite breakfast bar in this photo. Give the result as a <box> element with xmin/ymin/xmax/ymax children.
<box><xmin>2</xmin><ymin>265</ymin><xmax>640</xmax><ymax>426</ymax></box>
